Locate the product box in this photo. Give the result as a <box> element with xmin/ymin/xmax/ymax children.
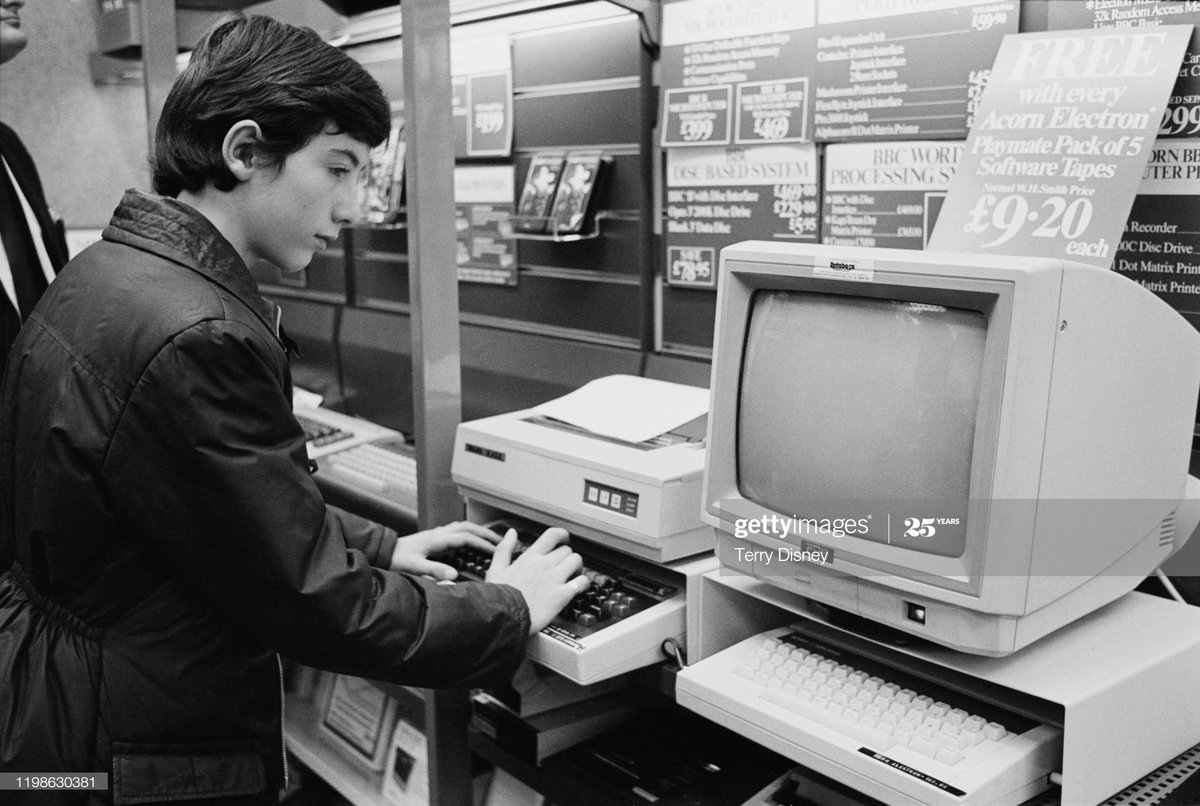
<box><xmin>514</xmin><ymin>153</ymin><xmax>566</xmax><ymax>233</ymax></box>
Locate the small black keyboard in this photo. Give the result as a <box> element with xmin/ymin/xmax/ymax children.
<box><xmin>441</xmin><ymin>521</ymin><xmax>678</xmax><ymax>639</ymax></box>
<box><xmin>296</xmin><ymin>412</ymin><xmax>353</xmax><ymax>448</ymax></box>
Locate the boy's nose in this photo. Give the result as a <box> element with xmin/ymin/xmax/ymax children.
<box><xmin>332</xmin><ymin>189</ymin><xmax>359</xmax><ymax>227</ymax></box>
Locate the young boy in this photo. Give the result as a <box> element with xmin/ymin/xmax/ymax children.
<box><xmin>0</xmin><ymin>15</ymin><xmax>586</xmax><ymax>804</ymax></box>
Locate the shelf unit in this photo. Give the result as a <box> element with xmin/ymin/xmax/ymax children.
<box><xmin>285</xmin><ymin>693</ymin><xmax>387</xmax><ymax>806</ymax></box>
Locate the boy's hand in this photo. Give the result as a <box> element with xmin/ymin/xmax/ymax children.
<box><xmin>486</xmin><ymin>527</ymin><xmax>588</xmax><ymax>635</ymax></box>
<box><xmin>389</xmin><ymin>521</ymin><xmax>502</xmax><ymax>581</ymax></box>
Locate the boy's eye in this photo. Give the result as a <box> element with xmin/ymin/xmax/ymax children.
<box><xmin>329</xmin><ymin>166</ymin><xmax>351</xmax><ymax>178</ymax></box>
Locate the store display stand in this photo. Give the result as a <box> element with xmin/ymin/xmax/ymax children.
<box><xmin>683</xmin><ymin>573</ymin><xmax>1200</xmax><ymax>806</ymax></box>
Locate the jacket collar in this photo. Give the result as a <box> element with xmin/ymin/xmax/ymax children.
<box><xmin>102</xmin><ymin>189</ymin><xmax>280</xmax><ymax>340</ymax></box>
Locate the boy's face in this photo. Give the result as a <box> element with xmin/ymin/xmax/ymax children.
<box><xmin>0</xmin><ymin>0</ymin><xmax>29</xmax><ymax>66</ymax></box>
<box><xmin>240</xmin><ymin>127</ymin><xmax>369</xmax><ymax>273</ymax></box>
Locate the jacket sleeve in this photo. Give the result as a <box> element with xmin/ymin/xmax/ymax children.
<box><xmin>104</xmin><ymin>318</ymin><xmax>530</xmax><ymax>688</ymax></box>
<box><xmin>326</xmin><ymin>505</ymin><xmax>398</xmax><ymax>569</ymax></box>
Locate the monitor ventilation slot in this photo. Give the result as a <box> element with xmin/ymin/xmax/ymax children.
<box><xmin>1159</xmin><ymin>512</ymin><xmax>1177</xmax><ymax>549</ymax></box>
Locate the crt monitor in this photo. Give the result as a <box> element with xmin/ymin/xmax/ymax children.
<box><xmin>704</xmin><ymin>242</ymin><xmax>1200</xmax><ymax>656</ymax></box>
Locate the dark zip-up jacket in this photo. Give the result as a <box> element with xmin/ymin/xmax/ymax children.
<box><xmin>0</xmin><ymin>189</ymin><xmax>529</xmax><ymax>804</ymax></box>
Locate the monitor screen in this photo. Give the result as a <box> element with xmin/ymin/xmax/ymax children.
<box><xmin>736</xmin><ymin>290</ymin><xmax>987</xmax><ymax>558</ymax></box>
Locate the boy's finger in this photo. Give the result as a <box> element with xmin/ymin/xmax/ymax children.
<box><xmin>540</xmin><ymin>545</ymin><xmax>573</xmax><ymax>564</ymax></box>
<box><xmin>422</xmin><ymin>561</ymin><xmax>458</xmax><ymax>582</ymax></box>
<box><xmin>557</xmin><ymin>551</ymin><xmax>584</xmax><ymax>577</ymax></box>
<box><xmin>490</xmin><ymin>529</ymin><xmax>518</xmax><ymax>570</ymax></box>
<box><xmin>457</xmin><ymin>533</ymin><xmax>500</xmax><ymax>554</ymax></box>
<box><xmin>459</xmin><ymin>522</ymin><xmax>505</xmax><ymax>543</ymax></box>
<box><xmin>527</xmin><ymin>526</ymin><xmax>570</xmax><ymax>554</ymax></box>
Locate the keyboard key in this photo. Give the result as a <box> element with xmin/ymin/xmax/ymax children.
<box><xmin>908</xmin><ymin>735</ymin><xmax>938</xmax><ymax>758</ymax></box>
<box><xmin>328</xmin><ymin>463</ymin><xmax>387</xmax><ymax>492</ymax></box>
<box><xmin>963</xmin><ymin>728</ymin><xmax>988</xmax><ymax>747</ymax></box>
<box><xmin>937</xmin><ymin>730</ymin><xmax>969</xmax><ymax>752</ymax></box>
<box><xmin>761</xmin><ymin>689</ymin><xmax>896</xmax><ymax>752</ymax></box>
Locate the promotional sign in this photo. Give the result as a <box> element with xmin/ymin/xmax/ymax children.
<box><xmin>451</xmin><ymin>34</ymin><xmax>513</xmax><ymax>158</ymax></box>
<box><xmin>1047</xmin><ymin>0</ymin><xmax>1200</xmax><ymax>140</ymax></box>
<box><xmin>928</xmin><ymin>26</ymin><xmax>1193</xmax><ymax>266</ymax></box>
<box><xmin>822</xmin><ymin>141</ymin><xmax>963</xmax><ymax>249</ymax></box>
<box><xmin>454</xmin><ymin>165</ymin><xmax>518</xmax><ymax>285</ymax></box>
<box><xmin>812</xmin><ymin>0</ymin><xmax>1017</xmax><ymax>141</ymax></box>
<box><xmin>1113</xmin><ymin>139</ymin><xmax>1200</xmax><ymax>328</ymax></box>
<box><xmin>665</xmin><ymin>143</ymin><xmax>819</xmax><ymax>288</ymax></box>
<box><xmin>660</xmin><ymin>0</ymin><xmax>816</xmax><ymax>147</ymax></box>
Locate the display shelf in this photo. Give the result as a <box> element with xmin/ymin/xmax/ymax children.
<box><xmin>501</xmin><ymin>209</ymin><xmax>616</xmax><ymax>243</ymax></box>
<box><xmin>284</xmin><ymin>692</ymin><xmax>386</xmax><ymax>806</ymax></box>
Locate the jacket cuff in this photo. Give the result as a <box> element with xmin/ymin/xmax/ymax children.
<box><xmin>373</xmin><ymin>531</ymin><xmax>399</xmax><ymax>569</ymax></box>
<box><xmin>477</xmin><ymin>582</ymin><xmax>532</xmax><ymax>684</ymax></box>
<box><xmin>495</xmin><ymin>582</ymin><xmax>532</xmax><ymax>645</ymax></box>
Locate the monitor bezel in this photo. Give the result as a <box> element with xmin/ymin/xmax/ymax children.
<box><xmin>706</xmin><ymin>254</ymin><xmax>1016</xmax><ymax>597</ymax></box>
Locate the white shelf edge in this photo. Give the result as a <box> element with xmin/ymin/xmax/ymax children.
<box><xmin>284</xmin><ymin>693</ymin><xmax>387</xmax><ymax>806</ymax></box>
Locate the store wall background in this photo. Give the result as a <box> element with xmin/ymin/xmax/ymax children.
<box><xmin>1</xmin><ymin>0</ymin><xmax>147</xmax><ymax>228</ymax></box>
<box><xmin>0</xmin><ymin>0</ymin><xmax>342</xmax><ymax>229</ymax></box>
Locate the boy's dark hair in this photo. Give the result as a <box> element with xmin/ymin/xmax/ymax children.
<box><xmin>152</xmin><ymin>15</ymin><xmax>391</xmax><ymax>197</ymax></box>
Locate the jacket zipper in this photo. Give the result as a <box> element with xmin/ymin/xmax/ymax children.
<box><xmin>277</xmin><ymin>654</ymin><xmax>290</xmax><ymax>790</ymax></box>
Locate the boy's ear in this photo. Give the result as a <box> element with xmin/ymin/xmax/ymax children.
<box><xmin>222</xmin><ymin>120</ymin><xmax>264</xmax><ymax>182</ymax></box>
